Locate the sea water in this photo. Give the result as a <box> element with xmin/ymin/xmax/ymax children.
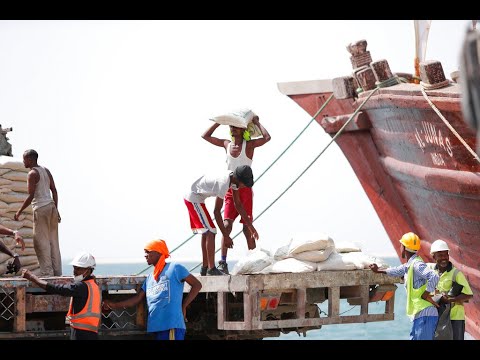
<box><xmin>62</xmin><ymin>257</ymin><xmax>410</xmax><ymax>340</ymax></box>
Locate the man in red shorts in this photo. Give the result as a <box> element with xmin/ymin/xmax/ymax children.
<box><xmin>184</xmin><ymin>165</ymin><xmax>259</xmax><ymax>276</ymax></box>
<box><xmin>202</xmin><ymin>114</ymin><xmax>271</xmax><ymax>274</ymax></box>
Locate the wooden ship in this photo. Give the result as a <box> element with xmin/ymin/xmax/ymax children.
<box><xmin>278</xmin><ymin>37</ymin><xmax>480</xmax><ymax>339</ymax></box>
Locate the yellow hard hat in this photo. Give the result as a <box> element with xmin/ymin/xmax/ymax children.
<box><xmin>399</xmin><ymin>232</ymin><xmax>421</xmax><ymax>251</ymax></box>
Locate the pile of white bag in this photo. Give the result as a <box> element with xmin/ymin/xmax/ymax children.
<box><xmin>231</xmin><ymin>232</ymin><xmax>389</xmax><ymax>275</ymax></box>
<box><xmin>0</xmin><ymin>156</ymin><xmax>40</xmax><ymax>276</ymax></box>
<box><xmin>210</xmin><ymin>108</ymin><xmax>263</xmax><ymax>138</ymax></box>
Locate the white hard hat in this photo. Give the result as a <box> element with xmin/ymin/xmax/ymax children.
<box><xmin>70</xmin><ymin>252</ymin><xmax>96</xmax><ymax>269</ymax></box>
<box><xmin>430</xmin><ymin>239</ymin><xmax>450</xmax><ymax>254</ymax></box>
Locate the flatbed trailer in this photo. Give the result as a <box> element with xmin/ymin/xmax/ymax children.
<box><xmin>0</xmin><ymin>270</ymin><xmax>399</xmax><ymax>339</ymax></box>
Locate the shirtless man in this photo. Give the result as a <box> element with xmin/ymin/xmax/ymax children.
<box><xmin>201</xmin><ymin>114</ymin><xmax>271</xmax><ymax>274</ymax></box>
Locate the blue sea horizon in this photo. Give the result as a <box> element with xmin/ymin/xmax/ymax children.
<box><xmin>62</xmin><ymin>257</ymin><xmax>411</xmax><ymax>340</ymax></box>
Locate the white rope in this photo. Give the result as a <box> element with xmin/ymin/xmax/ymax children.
<box><xmin>420</xmin><ymin>80</ymin><xmax>450</xmax><ymax>91</ymax></box>
<box><xmin>420</xmin><ymin>85</ymin><xmax>480</xmax><ymax>163</ymax></box>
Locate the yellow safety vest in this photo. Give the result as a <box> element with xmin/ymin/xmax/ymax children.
<box><xmin>436</xmin><ymin>267</ymin><xmax>466</xmax><ymax>321</ymax></box>
<box><xmin>406</xmin><ymin>257</ymin><xmax>433</xmax><ymax>316</ymax></box>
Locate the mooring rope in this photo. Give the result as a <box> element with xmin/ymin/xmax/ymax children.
<box><xmin>420</xmin><ymin>84</ymin><xmax>480</xmax><ymax>164</ymax></box>
<box><xmin>135</xmin><ymin>95</ymin><xmax>334</xmax><ymax>275</ymax></box>
<box><xmin>189</xmin><ymin>88</ymin><xmax>380</xmax><ymax>272</ymax></box>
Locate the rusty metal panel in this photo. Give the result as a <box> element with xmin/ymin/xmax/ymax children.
<box><xmin>26</xmin><ymin>294</ymin><xmax>70</xmax><ymax>313</ymax></box>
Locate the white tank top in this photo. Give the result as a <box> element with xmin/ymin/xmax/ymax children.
<box><xmin>31</xmin><ymin>166</ymin><xmax>54</xmax><ymax>211</ymax></box>
<box><xmin>226</xmin><ymin>140</ymin><xmax>252</xmax><ymax>171</ymax></box>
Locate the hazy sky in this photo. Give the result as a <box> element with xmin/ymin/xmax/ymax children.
<box><xmin>0</xmin><ymin>20</ymin><xmax>470</xmax><ymax>263</ymax></box>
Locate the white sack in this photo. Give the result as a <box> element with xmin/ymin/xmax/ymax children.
<box><xmin>292</xmin><ymin>245</ymin><xmax>335</xmax><ymax>263</ymax></box>
<box><xmin>335</xmin><ymin>241</ymin><xmax>362</xmax><ymax>253</ymax></box>
<box><xmin>0</xmin><ymin>181</ymin><xmax>27</xmax><ymax>193</ymax></box>
<box><xmin>340</xmin><ymin>252</ymin><xmax>390</xmax><ymax>270</ymax></box>
<box><xmin>0</xmin><ymin>179</ymin><xmax>12</xmax><ymax>186</ymax></box>
<box><xmin>0</xmin><ymin>156</ymin><xmax>28</xmax><ymax>172</ymax></box>
<box><xmin>210</xmin><ymin>108</ymin><xmax>254</xmax><ymax>129</ymax></box>
<box><xmin>261</xmin><ymin>258</ymin><xmax>317</xmax><ymax>274</ymax></box>
<box><xmin>0</xmin><ymin>191</ymin><xmax>27</xmax><ymax>203</ymax></box>
<box><xmin>288</xmin><ymin>233</ymin><xmax>334</xmax><ymax>255</ymax></box>
<box><xmin>316</xmin><ymin>252</ymin><xmax>358</xmax><ymax>271</ymax></box>
<box><xmin>2</xmin><ymin>171</ymin><xmax>27</xmax><ymax>182</ymax></box>
<box><xmin>273</xmin><ymin>243</ymin><xmax>290</xmax><ymax>261</ymax></box>
<box><xmin>231</xmin><ymin>248</ymin><xmax>272</xmax><ymax>275</ymax></box>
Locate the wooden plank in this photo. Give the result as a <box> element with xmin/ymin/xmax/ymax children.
<box><xmin>243</xmin><ymin>292</ymin><xmax>252</xmax><ymax>329</ymax></box>
<box><xmin>221</xmin><ymin>321</ymin><xmax>253</xmax><ymax>331</ymax></box>
<box><xmin>0</xmin><ymin>272</ymin><xmax>399</xmax><ymax>294</ymax></box>
<box><xmin>253</xmin><ymin>313</ymin><xmax>395</xmax><ymax>330</ymax></box>
<box><xmin>184</xmin><ymin>271</ymin><xmax>400</xmax><ymax>293</ymax></box>
<box><xmin>360</xmin><ymin>285</ymin><xmax>370</xmax><ymax>315</ymax></box>
<box><xmin>135</xmin><ymin>285</ymin><xmax>146</xmax><ymax>329</ymax></box>
<box><xmin>249</xmin><ymin>276</ymin><xmax>263</xmax><ymax>329</ymax></box>
<box><xmin>13</xmin><ymin>286</ymin><xmax>26</xmax><ymax>332</ymax></box>
<box><xmin>257</xmin><ymin>271</ymin><xmax>399</xmax><ymax>289</ymax></box>
<box><xmin>328</xmin><ymin>287</ymin><xmax>340</xmax><ymax>317</ymax></box>
<box><xmin>217</xmin><ymin>292</ymin><xmax>226</xmax><ymax>330</ymax></box>
<box><xmin>0</xmin><ymin>329</ymin><xmax>148</xmax><ymax>339</ymax></box>
<box><xmin>385</xmin><ymin>293</ymin><xmax>395</xmax><ymax>314</ymax></box>
<box><xmin>296</xmin><ymin>288</ymin><xmax>306</xmax><ymax>319</ymax></box>
<box><xmin>185</xmin><ymin>275</ymin><xmax>250</xmax><ymax>293</ymax></box>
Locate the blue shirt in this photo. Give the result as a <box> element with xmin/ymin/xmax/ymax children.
<box><xmin>141</xmin><ymin>262</ymin><xmax>190</xmax><ymax>332</ymax></box>
<box><xmin>386</xmin><ymin>254</ymin><xmax>439</xmax><ymax>319</ymax></box>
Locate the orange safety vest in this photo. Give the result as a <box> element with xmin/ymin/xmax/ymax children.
<box><xmin>66</xmin><ymin>278</ymin><xmax>102</xmax><ymax>333</ymax></box>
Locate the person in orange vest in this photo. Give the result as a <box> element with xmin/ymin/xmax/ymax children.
<box><xmin>22</xmin><ymin>252</ymin><xmax>101</xmax><ymax>340</ymax></box>
<box><xmin>103</xmin><ymin>239</ymin><xmax>202</xmax><ymax>340</ymax></box>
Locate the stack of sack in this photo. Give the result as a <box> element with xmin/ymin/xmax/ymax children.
<box><xmin>0</xmin><ymin>156</ymin><xmax>40</xmax><ymax>276</ymax></box>
<box><xmin>231</xmin><ymin>233</ymin><xmax>389</xmax><ymax>275</ymax></box>
<box><xmin>210</xmin><ymin>108</ymin><xmax>263</xmax><ymax>138</ymax></box>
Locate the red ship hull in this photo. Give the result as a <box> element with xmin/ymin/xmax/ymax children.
<box><xmin>279</xmin><ymin>80</ymin><xmax>480</xmax><ymax>339</ymax></box>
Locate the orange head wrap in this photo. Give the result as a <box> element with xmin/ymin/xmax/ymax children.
<box><xmin>144</xmin><ymin>239</ymin><xmax>170</xmax><ymax>281</ymax></box>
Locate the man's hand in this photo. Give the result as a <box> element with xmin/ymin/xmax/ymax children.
<box><xmin>248</xmin><ymin>225</ymin><xmax>259</xmax><ymax>242</ymax></box>
<box><xmin>22</xmin><ymin>268</ymin><xmax>33</xmax><ymax>280</ymax></box>
<box><xmin>182</xmin><ymin>304</ymin><xmax>188</xmax><ymax>322</ymax></box>
<box><xmin>102</xmin><ymin>300</ymin><xmax>115</xmax><ymax>311</ymax></box>
<box><xmin>14</xmin><ymin>233</ymin><xmax>25</xmax><ymax>251</ymax></box>
<box><xmin>422</xmin><ymin>291</ymin><xmax>440</xmax><ymax>308</ymax></box>
<box><xmin>13</xmin><ymin>211</ymin><xmax>21</xmax><ymax>222</ymax></box>
<box><xmin>224</xmin><ymin>235</ymin><xmax>234</xmax><ymax>249</ymax></box>
<box><xmin>252</xmin><ymin>115</ymin><xmax>260</xmax><ymax>124</ymax></box>
<box><xmin>11</xmin><ymin>257</ymin><xmax>21</xmax><ymax>274</ymax></box>
<box><xmin>441</xmin><ymin>294</ymin><xmax>458</xmax><ymax>305</ymax></box>
<box><xmin>369</xmin><ymin>264</ymin><xmax>380</xmax><ymax>273</ymax></box>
